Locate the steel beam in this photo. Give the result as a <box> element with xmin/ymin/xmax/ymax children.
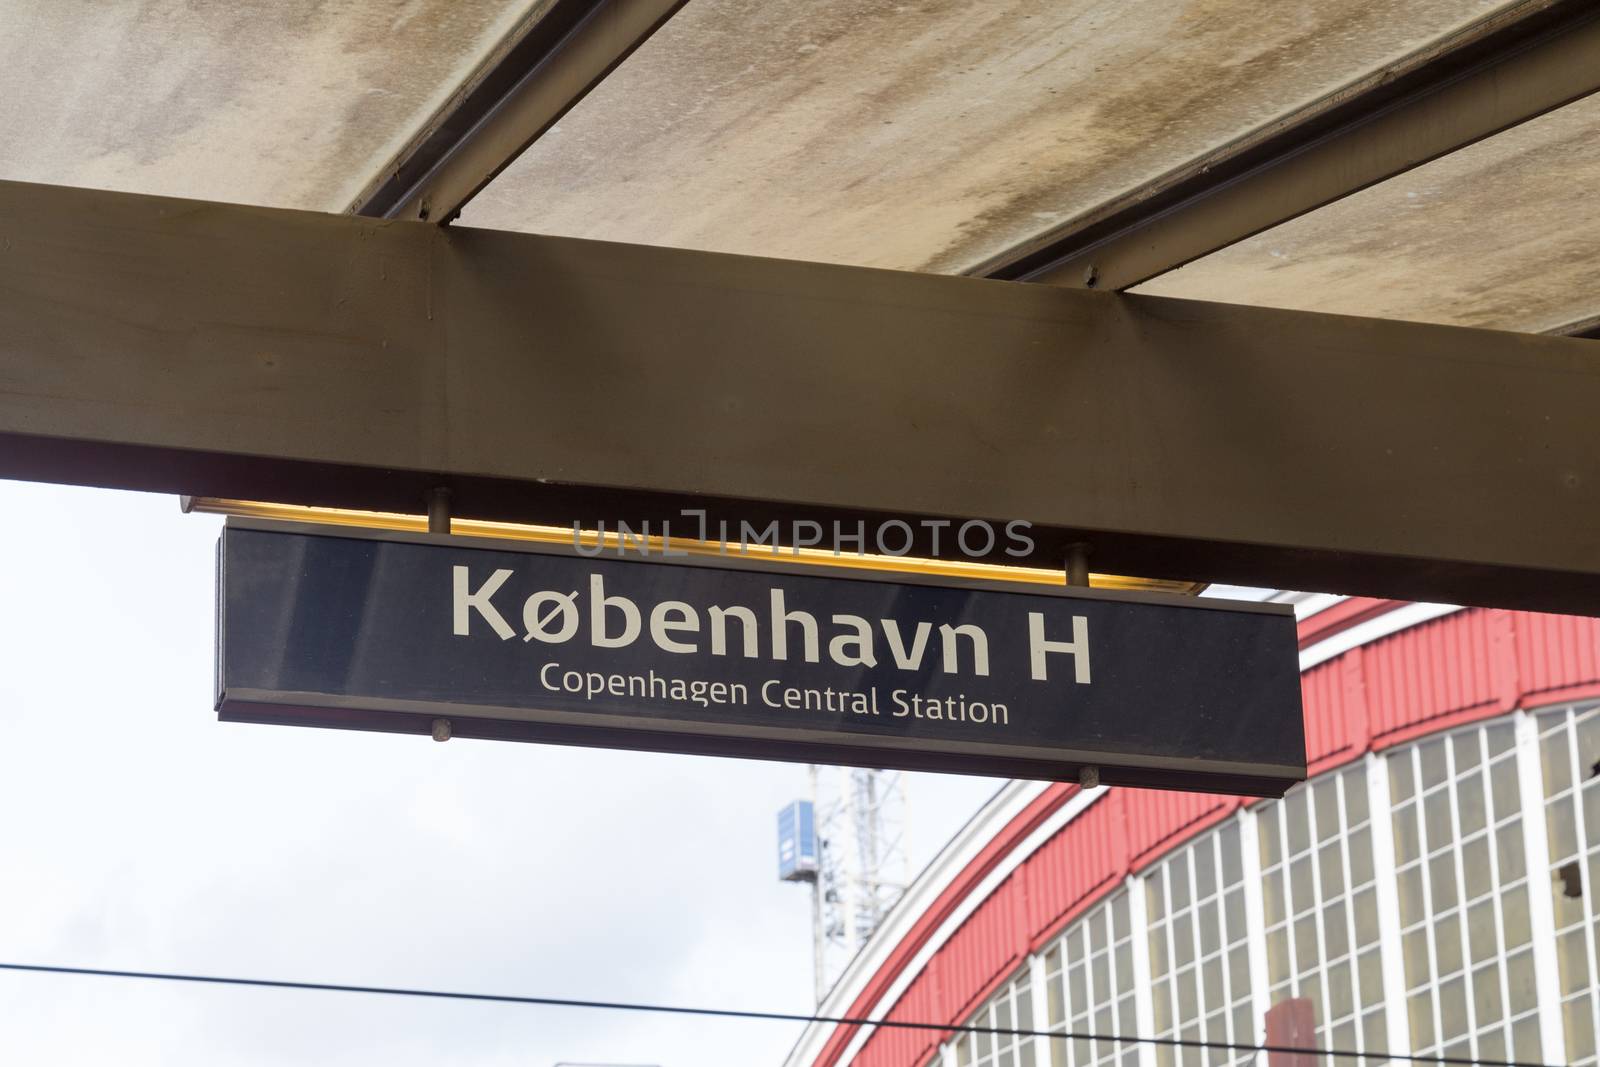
<box><xmin>977</xmin><ymin>0</ymin><xmax>1600</xmax><ymax>290</ymax></box>
<box><xmin>4</xmin><ymin>179</ymin><xmax>1600</xmax><ymax>614</ymax></box>
<box><xmin>1555</xmin><ymin>314</ymin><xmax>1600</xmax><ymax>341</ymax></box>
<box><xmin>347</xmin><ymin>0</ymin><xmax>687</xmax><ymax>223</ymax></box>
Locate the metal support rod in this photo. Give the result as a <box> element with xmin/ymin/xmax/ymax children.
<box><xmin>427</xmin><ymin>487</ymin><xmax>452</xmax><ymax>535</ymax></box>
<box><xmin>1065</xmin><ymin>543</ymin><xmax>1091</xmax><ymax>588</ymax></box>
<box><xmin>349</xmin><ymin>0</ymin><xmax>689</xmax><ymax>223</ymax></box>
<box><xmin>1070</xmin><ymin>552</ymin><xmax>1097</xmax><ymax>790</ymax></box>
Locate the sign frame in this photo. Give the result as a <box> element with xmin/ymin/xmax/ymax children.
<box><xmin>215</xmin><ymin>518</ymin><xmax>1306</xmax><ymax>796</ymax></box>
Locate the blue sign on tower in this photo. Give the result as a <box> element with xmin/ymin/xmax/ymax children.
<box><xmin>777</xmin><ymin>799</ymin><xmax>818</xmax><ymax>882</ymax></box>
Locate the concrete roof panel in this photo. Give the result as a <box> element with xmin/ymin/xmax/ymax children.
<box><xmin>464</xmin><ymin>0</ymin><xmax>1521</xmax><ymax>273</ymax></box>
<box><xmin>1138</xmin><ymin>92</ymin><xmax>1600</xmax><ymax>334</ymax></box>
<box><xmin>0</xmin><ymin>0</ymin><xmax>535</xmax><ymax>209</ymax></box>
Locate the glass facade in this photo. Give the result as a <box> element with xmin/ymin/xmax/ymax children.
<box><xmin>1042</xmin><ymin>891</ymin><xmax>1137</xmax><ymax>1067</ymax></box>
<box><xmin>955</xmin><ymin>969</ymin><xmax>1035</xmax><ymax>1067</ymax></box>
<box><xmin>1259</xmin><ymin>764</ymin><xmax>1385</xmax><ymax>1060</ymax></box>
<box><xmin>936</xmin><ymin>707</ymin><xmax>1599</xmax><ymax>1067</ymax></box>
<box><xmin>1388</xmin><ymin>722</ymin><xmax>1539</xmax><ymax>1063</ymax></box>
<box><xmin>1538</xmin><ymin>702</ymin><xmax>1600</xmax><ymax>1065</ymax></box>
<box><xmin>1147</xmin><ymin>827</ymin><xmax>1253</xmax><ymax>1067</ymax></box>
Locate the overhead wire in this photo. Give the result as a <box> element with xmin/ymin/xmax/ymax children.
<box><xmin>0</xmin><ymin>961</ymin><xmax>1555</xmax><ymax>1067</ymax></box>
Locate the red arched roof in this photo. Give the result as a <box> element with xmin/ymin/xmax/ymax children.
<box><xmin>805</xmin><ymin>600</ymin><xmax>1600</xmax><ymax>1067</ymax></box>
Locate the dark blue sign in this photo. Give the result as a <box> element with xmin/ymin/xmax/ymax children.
<box><xmin>216</xmin><ymin>520</ymin><xmax>1305</xmax><ymax>795</ymax></box>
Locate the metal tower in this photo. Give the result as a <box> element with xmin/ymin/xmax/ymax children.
<box><xmin>780</xmin><ymin>765</ymin><xmax>910</xmax><ymax>1005</ymax></box>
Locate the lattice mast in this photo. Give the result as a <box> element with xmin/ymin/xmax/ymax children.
<box><xmin>780</xmin><ymin>765</ymin><xmax>909</xmax><ymax>1004</ymax></box>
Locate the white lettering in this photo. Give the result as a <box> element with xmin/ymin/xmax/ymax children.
<box><xmin>1028</xmin><ymin>613</ymin><xmax>1091</xmax><ymax>683</ymax></box>
<box><xmin>453</xmin><ymin>566</ymin><xmax>515</xmax><ymax>640</ymax></box>
<box><xmin>828</xmin><ymin>614</ymin><xmax>878</xmax><ymax>667</ymax></box>
<box><xmin>939</xmin><ymin>623</ymin><xmax>990</xmax><ymax>676</ymax></box>
<box><xmin>708</xmin><ymin>605</ymin><xmax>759</xmax><ymax>658</ymax></box>
<box><xmin>650</xmin><ymin>600</ymin><xmax>700</xmax><ymax>653</ymax></box>
<box><xmin>522</xmin><ymin>590</ymin><xmax>579</xmax><ymax>644</ymax></box>
<box><xmin>589</xmin><ymin>573</ymin><xmax>641</xmax><ymax>648</ymax></box>
<box><xmin>770</xmin><ymin>589</ymin><xmax>819</xmax><ymax>662</ymax></box>
<box><xmin>881</xmin><ymin>619</ymin><xmax>932</xmax><ymax>670</ymax></box>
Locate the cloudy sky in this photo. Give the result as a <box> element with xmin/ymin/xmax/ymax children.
<box><xmin>0</xmin><ymin>480</ymin><xmax>1003</xmax><ymax>1065</ymax></box>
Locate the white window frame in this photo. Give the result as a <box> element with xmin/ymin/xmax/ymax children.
<box><xmin>922</xmin><ymin>708</ymin><xmax>1578</xmax><ymax>1067</ymax></box>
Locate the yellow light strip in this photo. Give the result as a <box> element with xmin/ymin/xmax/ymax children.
<box><xmin>184</xmin><ymin>497</ymin><xmax>1204</xmax><ymax>595</ymax></box>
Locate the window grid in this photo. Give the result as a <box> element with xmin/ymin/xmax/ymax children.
<box><xmin>1258</xmin><ymin>764</ymin><xmax>1386</xmax><ymax>1059</ymax></box>
<box><xmin>1145</xmin><ymin>825</ymin><xmax>1254</xmax><ymax>1067</ymax></box>
<box><xmin>1536</xmin><ymin>701</ymin><xmax>1600</xmax><ymax>1065</ymax></box>
<box><xmin>931</xmin><ymin>709</ymin><xmax>1584</xmax><ymax>1067</ymax></box>
<box><xmin>955</xmin><ymin>970</ymin><xmax>1036</xmax><ymax>1067</ymax></box>
<box><xmin>1388</xmin><ymin>721</ymin><xmax>1540</xmax><ymax>1064</ymax></box>
<box><xmin>1041</xmin><ymin>891</ymin><xmax>1137</xmax><ymax>1067</ymax></box>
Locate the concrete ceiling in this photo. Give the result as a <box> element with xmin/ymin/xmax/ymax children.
<box><xmin>0</xmin><ymin>0</ymin><xmax>530</xmax><ymax>209</ymax></box>
<box><xmin>1138</xmin><ymin>92</ymin><xmax>1600</xmax><ymax>335</ymax></box>
<box><xmin>462</xmin><ymin>0</ymin><xmax>1521</xmax><ymax>274</ymax></box>
<box><xmin>3</xmin><ymin>0</ymin><xmax>1592</xmax><ymax>338</ymax></box>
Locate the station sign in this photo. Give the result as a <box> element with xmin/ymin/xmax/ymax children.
<box><xmin>215</xmin><ymin>520</ymin><xmax>1306</xmax><ymax>795</ymax></box>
